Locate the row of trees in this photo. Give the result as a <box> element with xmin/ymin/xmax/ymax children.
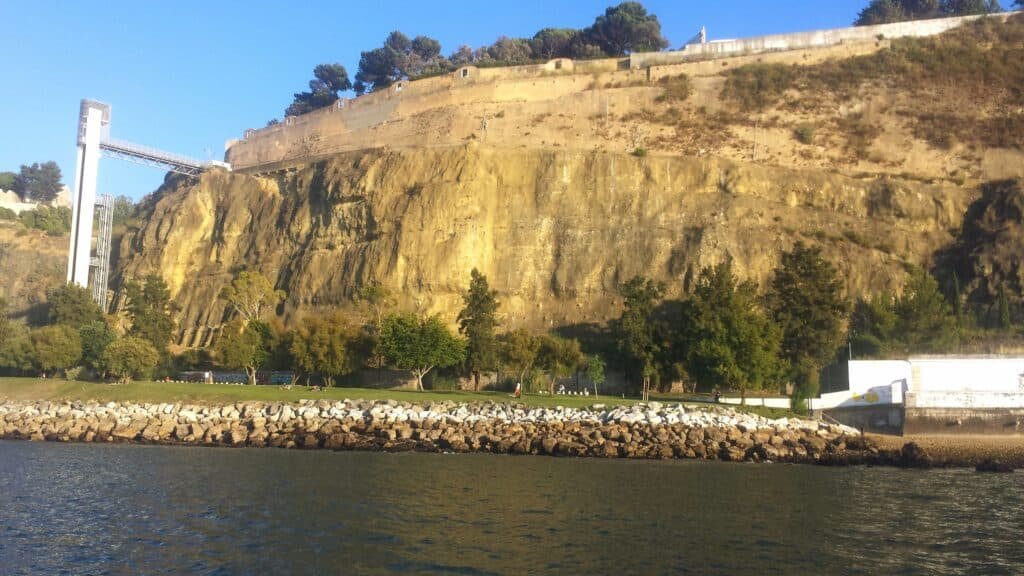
<box><xmin>611</xmin><ymin>243</ymin><xmax>845</xmax><ymax>405</ymax></box>
<box><xmin>284</xmin><ymin>2</ymin><xmax>669</xmax><ymax>115</ymax></box>
<box><xmin>608</xmin><ymin>241</ymin><xmax>1013</xmax><ymax>407</ymax></box>
<box><xmin>855</xmin><ymin>0</ymin><xmax>1013</xmax><ymax>26</ymax></box>
<box><xmin>0</xmin><ymin>162</ymin><xmax>64</xmax><ymax>204</ymax></box>
<box><xmin>0</xmin><ymin>275</ymin><xmax>175</xmax><ymax>383</ymax></box>
<box><xmin>214</xmin><ymin>270</ymin><xmax>606</xmax><ymax>392</ymax></box>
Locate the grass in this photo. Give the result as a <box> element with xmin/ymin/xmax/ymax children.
<box><xmin>0</xmin><ymin>377</ymin><xmax>798</xmax><ymax>418</ymax></box>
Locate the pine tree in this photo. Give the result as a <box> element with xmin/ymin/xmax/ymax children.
<box><xmin>457</xmin><ymin>268</ymin><xmax>500</xmax><ymax>390</ymax></box>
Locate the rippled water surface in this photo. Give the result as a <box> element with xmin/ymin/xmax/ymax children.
<box><xmin>1</xmin><ymin>441</ymin><xmax>1022</xmax><ymax>575</ymax></box>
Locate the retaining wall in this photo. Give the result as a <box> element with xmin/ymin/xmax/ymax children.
<box><xmin>225</xmin><ymin>12</ymin><xmax>1014</xmax><ymax>171</ymax></box>
<box><xmin>631</xmin><ymin>12</ymin><xmax>1017</xmax><ymax>69</ymax></box>
<box><xmin>903</xmin><ymin>407</ymin><xmax>1024</xmax><ymax>435</ymax></box>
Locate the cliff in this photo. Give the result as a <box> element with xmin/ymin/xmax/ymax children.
<box><xmin>0</xmin><ymin>225</ymin><xmax>66</xmax><ymax>323</ymax></box>
<box><xmin>17</xmin><ymin>14</ymin><xmax>1018</xmax><ymax>346</ymax></box>
<box><xmin>115</xmin><ymin>146</ymin><xmax>979</xmax><ymax>347</ymax></box>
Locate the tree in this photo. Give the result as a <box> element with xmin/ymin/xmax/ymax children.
<box><xmin>615</xmin><ymin>276</ymin><xmax>664</xmax><ymax>399</ymax></box>
<box><xmin>587</xmin><ymin>355</ymin><xmax>606</xmax><ymax>397</ymax></box>
<box><xmin>583</xmin><ymin>2</ymin><xmax>669</xmax><ymax>56</ymax></box>
<box><xmin>380</xmin><ymin>312</ymin><xmax>464</xmax><ymax>390</ymax></box>
<box><xmin>0</xmin><ymin>297</ymin><xmax>10</xmax><ymax>349</ymax></box>
<box><xmin>895</xmin><ymin>267</ymin><xmax>958</xmax><ymax>352</ymax></box>
<box><xmin>530</xmin><ymin>28</ymin><xmax>579</xmax><ymax>59</ymax></box>
<box><xmin>484</xmin><ymin>37</ymin><xmax>534</xmax><ymax>65</ymax></box>
<box><xmin>0</xmin><ymin>322</ymin><xmax>34</xmax><ymax>372</ymax></box>
<box><xmin>537</xmin><ymin>334</ymin><xmax>584</xmax><ymax>395</ymax></box>
<box><xmin>102</xmin><ymin>336</ymin><xmax>159</xmax><ymax>384</ymax></box>
<box><xmin>358</xmin><ymin>283</ymin><xmax>396</xmax><ymax>379</ymax></box>
<box><xmin>500</xmin><ymin>328</ymin><xmax>541</xmax><ymax>384</ymax></box>
<box><xmin>457</xmin><ymin>268</ymin><xmax>500</xmax><ymax>390</ymax></box>
<box><xmin>217</xmin><ymin>318</ymin><xmax>270</xmax><ymax>385</ymax></box>
<box><xmin>288</xmin><ymin>310</ymin><xmax>358</xmax><ymax>387</ymax></box>
<box><xmin>285</xmin><ymin>63</ymin><xmax>353</xmax><ymax>117</ymax></box>
<box><xmin>683</xmin><ymin>263</ymin><xmax>784</xmax><ymax>401</ymax></box>
<box><xmin>768</xmin><ymin>242</ymin><xmax>848</xmax><ymax>399</ymax></box>
<box><xmin>79</xmin><ymin>320</ymin><xmax>115</xmax><ymax>371</ymax></box>
<box><xmin>112</xmin><ymin>195</ymin><xmax>135</xmax><ymax>226</ymax></box>
<box><xmin>0</xmin><ymin>171</ymin><xmax>15</xmax><ymax>191</ymax></box>
<box><xmin>220</xmin><ymin>270</ymin><xmax>286</xmax><ymax>323</ymax></box>
<box><xmin>940</xmin><ymin>0</ymin><xmax>1003</xmax><ymax>15</ymax></box>
<box><xmin>124</xmin><ymin>274</ymin><xmax>175</xmax><ymax>356</ymax></box>
<box><xmin>31</xmin><ymin>325</ymin><xmax>82</xmax><ymax>375</ymax></box>
<box><xmin>48</xmin><ymin>284</ymin><xmax>105</xmax><ymax>327</ymax></box>
<box><xmin>355</xmin><ymin>31</ymin><xmax>449</xmax><ymax>94</ymax></box>
<box><xmin>12</xmin><ymin>161</ymin><xmax>63</xmax><ymax>203</ymax></box>
<box><xmin>855</xmin><ymin>0</ymin><xmax>999</xmax><ymax>24</ymax></box>
<box><xmin>850</xmin><ymin>293</ymin><xmax>900</xmax><ymax>357</ymax></box>
<box><xmin>998</xmin><ymin>286</ymin><xmax>1012</xmax><ymax>329</ymax></box>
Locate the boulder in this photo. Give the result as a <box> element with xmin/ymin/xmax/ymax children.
<box><xmin>898</xmin><ymin>442</ymin><xmax>933</xmax><ymax>469</ymax></box>
<box><xmin>975</xmin><ymin>459</ymin><xmax>1014</xmax><ymax>473</ymax></box>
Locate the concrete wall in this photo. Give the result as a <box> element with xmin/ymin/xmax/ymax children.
<box><xmin>904</xmin><ymin>407</ymin><xmax>1024</xmax><ymax>435</ymax></box>
<box><xmin>847</xmin><ymin>357</ymin><xmax>1024</xmax><ymax>409</ymax></box>
<box><xmin>826</xmin><ymin>405</ymin><xmax>904</xmax><ymax>435</ymax></box>
<box><xmin>631</xmin><ymin>12</ymin><xmax>1018</xmax><ymax>69</ymax></box>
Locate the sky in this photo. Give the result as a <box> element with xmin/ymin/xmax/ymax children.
<box><xmin>0</xmin><ymin>0</ymin><xmax>869</xmax><ymax>201</ymax></box>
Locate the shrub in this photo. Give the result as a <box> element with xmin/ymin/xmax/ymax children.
<box><xmin>722</xmin><ymin>63</ymin><xmax>797</xmax><ymax>111</ymax></box>
<box><xmin>0</xmin><ymin>207</ymin><xmax>16</xmax><ymax>221</ymax></box>
<box><xmin>655</xmin><ymin>74</ymin><xmax>692</xmax><ymax>103</ymax></box>
<box><xmin>793</xmin><ymin>123</ymin><xmax>816</xmax><ymax>145</ymax></box>
<box><xmin>102</xmin><ymin>336</ymin><xmax>160</xmax><ymax>384</ymax></box>
<box><xmin>631</xmin><ymin>147</ymin><xmax>648</xmax><ymax>157</ymax></box>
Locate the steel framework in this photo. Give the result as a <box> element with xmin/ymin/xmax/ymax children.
<box><xmin>99</xmin><ymin>138</ymin><xmax>206</xmax><ymax>177</ymax></box>
<box><xmin>90</xmin><ymin>194</ymin><xmax>114</xmax><ymax>307</ymax></box>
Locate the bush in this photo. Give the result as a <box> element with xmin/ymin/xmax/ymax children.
<box><xmin>103</xmin><ymin>336</ymin><xmax>160</xmax><ymax>384</ymax></box>
<box><xmin>655</xmin><ymin>74</ymin><xmax>692</xmax><ymax>103</ymax></box>
<box><xmin>18</xmin><ymin>205</ymin><xmax>71</xmax><ymax>236</ymax></box>
<box><xmin>0</xmin><ymin>207</ymin><xmax>16</xmax><ymax>221</ymax></box>
<box><xmin>793</xmin><ymin>123</ymin><xmax>816</xmax><ymax>145</ymax></box>
<box><xmin>631</xmin><ymin>147</ymin><xmax>648</xmax><ymax>157</ymax></box>
<box><xmin>722</xmin><ymin>63</ymin><xmax>797</xmax><ymax>111</ymax></box>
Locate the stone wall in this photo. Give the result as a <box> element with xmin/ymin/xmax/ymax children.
<box><xmin>631</xmin><ymin>11</ymin><xmax>1018</xmax><ymax>68</ymax></box>
<box><xmin>0</xmin><ymin>398</ymin><xmax>872</xmax><ymax>464</ymax></box>
<box><xmin>226</xmin><ymin>13</ymin><xmax>1019</xmax><ymax>172</ymax></box>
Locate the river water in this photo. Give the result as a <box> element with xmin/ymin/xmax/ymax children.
<box><xmin>1</xmin><ymin>441</ymin><xmax>1021</xmax><ymax>575</ymax></box>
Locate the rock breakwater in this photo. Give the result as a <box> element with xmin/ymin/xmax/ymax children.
<box><xmin>0</xmin><ymin>399</ymin><xmax>885</xmax><ymax>464</ymax></box>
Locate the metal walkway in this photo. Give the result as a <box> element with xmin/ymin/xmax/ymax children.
<box><xmin>100</xmin><ymin>138</ymin><xmax>227</xmax><ymax>177</ymax></box>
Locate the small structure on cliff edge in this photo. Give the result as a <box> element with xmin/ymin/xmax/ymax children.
<box><xmin>68</xmin><ymin>99</ymin><xmax>231</xmax><ymax>308</ymax></box>
<box><xmin>825</xmin><ymin>357</ymin><xmax>1024</xmax><ymax>435</ymax></box>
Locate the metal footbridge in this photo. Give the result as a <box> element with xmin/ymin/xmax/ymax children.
<box><xmin>100</xmin><ymin>137</ymin><xmax>230</xmax><ymax>177</ymax></box>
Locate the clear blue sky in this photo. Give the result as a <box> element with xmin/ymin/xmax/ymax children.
<box><xmin>0</xmin><ymin>0</ymin><xmax>867</xmax><ymax>200</ymax></box>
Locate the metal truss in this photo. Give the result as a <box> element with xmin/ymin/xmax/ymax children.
<box><xmin>100</xmin><ymin>138</ymin><xmax>206</xmax><ymax>177</ymax></box>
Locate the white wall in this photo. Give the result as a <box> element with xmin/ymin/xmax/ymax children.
<box><xmin>911</xmin><ymin>358</ymin><xmax>1024</xmax><ymax>394</ymax></box>
<box><xmin>631</xmin><ymin>12</ymin><xmax>1019</xmax><ymax>69</ymax></box>
<box><xmin>847</xmin><ymin>357</ymin><xmax>1024</xmax><ymax>409</ymax></box>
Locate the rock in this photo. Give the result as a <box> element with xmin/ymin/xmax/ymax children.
<box><xmin>975</xmin><ymin>459</ymin><xmax>1014</xmax><ymax>473</ymax></box>
<box><xmin>324</xmin><ymin>433</ymin><xmax>345</xmax><ymax>450</ymax></box>
<box><xmin>541</xmin><ymin>437</ymin><xmax>558</xmax><ymax>455</ymax></box>
<box><xmin>898</xmin><ymin>442</ymin><xmax>933</xmax><ymax>469</ymax></box>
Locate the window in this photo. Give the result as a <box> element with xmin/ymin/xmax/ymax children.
<box><xmin>461</xmin><ymin>68</ymin><xmax>469</xmax><ymax>78</ymax></box>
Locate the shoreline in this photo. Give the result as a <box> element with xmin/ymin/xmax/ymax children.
<box><xmin>0</xmin><ymin>399</ymin><xmax>1019</xmax><ymax>470</ymax></box>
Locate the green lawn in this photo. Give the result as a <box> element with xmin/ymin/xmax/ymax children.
<box><xmin>0</xmin><ymin>377</ymin><xmax>796</xmax><ymax>418</ymax></box>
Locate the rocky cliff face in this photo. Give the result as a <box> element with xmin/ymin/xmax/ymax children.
<box><xmin>115</xmin><ymin>146</ymin><xmax>977</xmax><ymax>347</ymax></box>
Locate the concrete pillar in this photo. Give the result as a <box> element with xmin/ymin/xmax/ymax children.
<box><xmin>67</xmin><ymin>101</ymin><xmax>106</xmax><ymax>287</ymax></box>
